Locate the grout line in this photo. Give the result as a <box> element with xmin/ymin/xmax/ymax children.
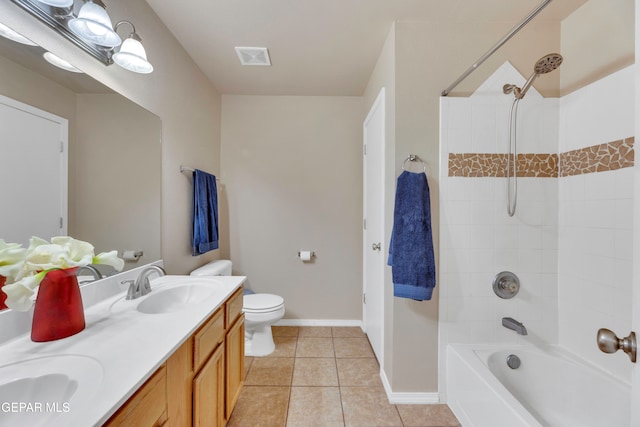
<box><xmin>283</xmin><ymin>334</ymin><xmax>298</xmax><ymax>427</ymax></box>
<box><xmin>332</xmin><ymin>329</ymin><xmax>346</xmax><ymax>425</ymax></box>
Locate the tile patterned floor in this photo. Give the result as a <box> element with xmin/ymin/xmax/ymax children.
<box><xmin>227</xmin><ymin>326</ymin><xmax>461</xmax><ymax>427</ymax></box>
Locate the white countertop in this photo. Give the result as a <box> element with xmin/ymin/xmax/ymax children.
<box><xmin>0</xmin><ymin>267</ymin><xmax>245</xmax><ymax>427</ymax></box>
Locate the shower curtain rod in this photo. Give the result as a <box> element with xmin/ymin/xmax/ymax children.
<box><xmin>441</xmin><ymin>0</ymin><xmax>552</xmax><ymax>96</ymax></box>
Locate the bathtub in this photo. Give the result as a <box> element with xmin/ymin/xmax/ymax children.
<box><xmin>446</xmin><ymin>344</ymin><xmax>630</xmax><ymax>427</ymax></box>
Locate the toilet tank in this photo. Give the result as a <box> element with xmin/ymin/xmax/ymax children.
<box><xmin>190</xmin><ymin>260</ymin><xmax>232</xmax><ymax>276</ymax></box>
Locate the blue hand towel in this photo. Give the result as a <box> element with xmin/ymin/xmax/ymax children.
<box><xmin>387</xmin><ymin>170</ymin><xmax>436</xmax><ymax>301</ymax></box>
<box><xmin>192</xmin><ymin>169</ymin><xmax>219</xmax><ymax>256</ymax></box>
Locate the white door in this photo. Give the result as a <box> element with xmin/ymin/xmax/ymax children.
<box><xmin>363</xmin><ymin>88</ymin><xmax>385</xmax><ymax>364</ymax></box>
<box><xmin>0</xmin><ymin>95</ymin><xmax>68</xmax><ymax>246</ymax></box>
<box><xmin>632</xmin><ymin>5</ymin><xmax>640</xmax><ymax>421</ymax></box>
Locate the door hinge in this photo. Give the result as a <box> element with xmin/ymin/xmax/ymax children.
<box><xmin>363</xmin><ymin>218</ymin><xmax>367</xmax><ymax>230</ymax></box>
<box><xmin>59</xmin><ymin>141</ymin><xmax>64</xmax><ymax>153</ymax></box>
<box><xmin>363</xmin><ymin>293</ymin><xmax>366</xmax><ymax>304</ymax></box>
<box><xmin>60</xmin><ymin>217</ymin><xmax>63</xmax><ymax>228</ymax></box>
<box><xmin>363</xmin><ymin>144</ymin><xmax>367</xmax><ymax>155</ymax></box>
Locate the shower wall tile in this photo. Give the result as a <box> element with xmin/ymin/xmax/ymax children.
<box><xmin>559</xmin><ymin>65</ymin><xmax>634</xmax><ymax>152</ymax></box>
<box><xmin>439</xmin><ymin>86</ymin><xmax>559</xmax><ymax>373</ymax></box>
<box><xmin>447</xmin><ymin>153</ymin><xmax>560</xmax><ymax>177</ymax></box>
<box><xmin>559</xmin><ymin>138</ymin><xmax>634</xmax><ymax>176</ymax></box>
<box><xmin>447</xmin><ymin>139</ymin><xmax>634</xmax><ymax>178</ymax></box>
<box><xmin>557</xmin><ymin>65</ymin><xmax>634</xmax><ymax>383</ymax></box>
<box><xmin>438</xmin><ymin>64</ymin><xmax>635</xmax><ymax>399</ymax></box>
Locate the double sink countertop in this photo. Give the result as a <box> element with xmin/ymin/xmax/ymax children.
<box><xmin>0</xmin><ymin>264</ymin><xmax>245</xmax><ymax>427</ymax></box>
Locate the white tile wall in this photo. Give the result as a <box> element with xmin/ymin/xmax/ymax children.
<box><xmin>438</xmin><ymin>63</ymin><xmax>561</xmax><ymax>378</ymax></box>
<box><xmin>558</xmin><ymin>66</ymin><xmax>635</xmax><ymax>382</ymax></box>
<box><xmin>438</xmin><ymin>63</ymin><xmax>635</xmax><ymax>396</ymax></box>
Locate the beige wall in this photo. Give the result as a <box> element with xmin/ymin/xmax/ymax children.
<box><xmin>561</xmin><ymin>0</ymin><xmax>634</xmax><ymax>95</ymax></box>
<box><xmin>220</xmin><ymin>95</ymin><xmax>364</xmax><ymax>320</ymax></box>
<box><xmin>0</xmin><ymin>0</ymin><xmax>222</xmax><ymax>274</ymax></box>
<box><xmin>75</xmin><ymin>94</ymin><xmax>161</xmax><ymax>265</ymax></box>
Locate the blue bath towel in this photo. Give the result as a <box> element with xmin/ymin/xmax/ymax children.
<box><xmin>388</xmin><ymin>171</ymin><xmax>436</xmax><ymax>301</ymax></box>
<box><xmin>192</xmin><ymin>169</ymin><xmax>219</xmax><ymax>255</ymax></box>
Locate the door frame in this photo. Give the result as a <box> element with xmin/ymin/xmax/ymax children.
<box><xmin>363</xmin><ymin>87</ymin><xmax>386</xmax><ymax>366</ymax></box>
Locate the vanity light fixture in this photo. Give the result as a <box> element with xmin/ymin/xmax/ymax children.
<box><xmin>43</xmin><ymin>51</ymin><xmax>83</xmax><ymax>73</ymax></box>
<box><xmin>68</xmin><ymin>0</ymin><xmax>121</xmax><ymax>48</ymax></box>
<box><xmin>34</xmin><ymin>0</ymin><xmax>73</xmax><ymax>7</ymax></box>
<box><xmin>112</xmin><ymin>21</ymin><xmax>153</xmax><ymax>74</ymax></box>
<box><xmin>11</xmin><ymin>0</ymin><xmax>153</xmax><ymax>73</ymax></box>
<box><xmin>0</xmin><ymin>22</ymin><xmax>38</xmax><ymax>46</ymax></box>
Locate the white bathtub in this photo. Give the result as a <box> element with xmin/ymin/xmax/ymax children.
<box><xmin>446</xmin><ymin>344</ymin><xmax>630</xmax><ymax>427</ymax></box>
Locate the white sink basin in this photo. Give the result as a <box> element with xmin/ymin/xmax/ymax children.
<box><xmin>136</xmin><ymin>283</ymin><xmax>218</xmax><ymax>314</ymax></box>
<box><xmin>0</xmin><ymin>355</ymin><xmax>103</xmax><ymax>426</ymax></box>
<box><xmin>110</xmin><ymin>278</ymin><xmax>223</xmax><ymax>315</ymax></box>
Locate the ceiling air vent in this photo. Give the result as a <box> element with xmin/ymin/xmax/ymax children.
<box><xmin>234</xmin><ymin>47</ymin><xmax>271</xmax><ymax>66</ymax></box>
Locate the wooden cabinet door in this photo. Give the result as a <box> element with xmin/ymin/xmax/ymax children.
<box><xmin>225</xmin><ymin>315</ymin><xmax>245</xmax><ymax>419</ymax></box>
<box><xmin>104</xmin><ymin>365</ymin><xmax>167</xmax><ymax>427</ymax></box>
<box><xmin>193</xmin><ymin>344</ymin><xmax>225</xmax><ymax>427</ymax></box>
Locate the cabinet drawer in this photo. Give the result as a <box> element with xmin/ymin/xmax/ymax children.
<box><xmin>225</xmin><ymin>287</ymin><xmax>243</xmax><ymax>328</ymax></box>
<box><xmin>193</xmin><ymin>307</ymin><xmax>225</xmax><ymax>370</ymax></box>
<box><xmin>105</xmin><ymin>365</ymin><xmax>167</xmax><ymax>427</ymax></box>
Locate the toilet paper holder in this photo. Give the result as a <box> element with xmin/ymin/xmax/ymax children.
<box><xmin>123</xmin><ymin>250</ymin><xmax>144</xmax><ymax>261</ymax></box>
<box><xmin>297</xmin><ymin>251</ymin><xmax>316</xmax><ymax>259</ymax></box>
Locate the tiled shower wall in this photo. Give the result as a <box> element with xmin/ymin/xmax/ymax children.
<box><xmin>439</xmin><ymin>63</ymin><xmax>635</xmax><ymax>395</ymax></box>
<box><xmin>438</xmin><ymin>63</ymin><xmax>560</xmax><ymax>363</ymax></box>
<box><xmin>558</xmin><ymin>65</ymin><xmax>635</xmax><ymax>382</ymax></box>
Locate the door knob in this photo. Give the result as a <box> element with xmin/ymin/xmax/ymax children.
<box><xmin>597</xmin><ymin>328</ymin><xmax>636</xmax><ymax>363</ymax></box>
<box><xmin>372</xmin><ymin>243</ymin><xmax>381</xmax><ymax>251</ymax></box>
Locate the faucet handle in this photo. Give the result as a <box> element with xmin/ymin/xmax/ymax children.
<box><xmin>122</xmin><ymin>280</ymin><xmax>139</xmax><ymax>300</ymax></box>
<box><xmin>140</xmin><ymin>277</ymin><xmax>152</xmax><ymax>296</ymax></box>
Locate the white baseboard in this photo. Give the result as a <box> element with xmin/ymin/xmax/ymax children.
<box><xmin>380</xmin><ymin>368</ymin><xmax>441</xmax><ymax>404</ymax></box>
<box><xmin>275</xmin><ymin>319</ymin><xmax>363</xmax><ymax>328</ymax></box>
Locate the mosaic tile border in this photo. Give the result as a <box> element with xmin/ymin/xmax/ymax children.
<box><xmin>448</xmin><ymin>137</ymin><xmax>634</xmax><ymax>178</ymax></box>
<box><xmin>448</xmin><ymin>153</ymin><xmax>558</xmax><ymax>178</ymax></box>
<box><xmin>559</xmin><ymin>137</ymin><xmax>634</xmax><ymax>177</ymax></box>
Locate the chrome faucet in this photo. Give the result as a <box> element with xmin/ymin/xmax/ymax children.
<box><xmin>502</xmin><ymin>317</ymin><xmax>528</xmax><ymax>336</ymax></box>
<box><xmin>125</xmin><ymin>265</ymin><xmax>166</xmax><ymax>300</ymax></box>
<box><xmin>76</xmin><ymin>265</ymin><xmax>103</xmax><ymax>284</ymax></box>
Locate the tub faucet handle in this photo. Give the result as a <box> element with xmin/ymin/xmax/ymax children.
<box><xmin>597</xmin><ymin>328</ymin><xmax>636</xmax><ymax>363</ymax></box>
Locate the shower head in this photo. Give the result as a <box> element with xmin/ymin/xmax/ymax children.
<box><xmin>503</xmin><ymin>53</ymin><xmax>563</xmax><ymax>99</ymax></box>
<box><xmin>534</xmin><ymin>53</ymin><xmax>563</xmax><ymax>74</ymax></box>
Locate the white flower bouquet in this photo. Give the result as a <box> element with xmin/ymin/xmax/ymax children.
<box><xmin>0</xmin><ymin>236</ymin><xmax>124</xmax><ymax>311</ymax></box>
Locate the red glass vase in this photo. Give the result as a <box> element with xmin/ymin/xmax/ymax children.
<box><xmin>0</xmin><ymin>275</ymin><xmax>8</xmax><ymax>310</ymax></box>
<box><xmin>0</xmin><ymin>275</ymin><xmax>7</xmax><ymax>310</ymax></box>
<box><xmin>31</xmin><ymin>267</ymin><xmax>85</xmax><ymax>342</ymax></box>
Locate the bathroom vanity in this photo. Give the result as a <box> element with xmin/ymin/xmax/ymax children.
<box><xmin>0</xmin><ymin>265</ymin><xmax>246</xmax><ymax>427</ymax></box>
<box><xmin>105</xmin><ymin>286</ymin><xmax>245</xmax><ymax>426</ymax></box>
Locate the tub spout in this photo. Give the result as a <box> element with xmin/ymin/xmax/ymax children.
<box><xmin>502</xmin><ymin>317</ymin><xmax>527</xmax><ymax>335</ymax></box>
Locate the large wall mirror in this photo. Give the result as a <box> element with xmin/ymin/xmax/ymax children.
<box><xmin>0</xmin><ymin>21</ymin><xmax>161</xmax><ymax>297</ymax></box>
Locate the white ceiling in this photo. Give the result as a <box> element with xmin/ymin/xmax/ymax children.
<box><xmin>145</xmin><ymin>0</ymin><xmax>587</xmax><ymax>96</ymax></box>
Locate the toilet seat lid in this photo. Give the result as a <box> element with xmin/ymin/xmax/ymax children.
<box><xmin>243</xmin><ymin>293</ymin><xmax>284</xmax><ymax>312</ymax></box>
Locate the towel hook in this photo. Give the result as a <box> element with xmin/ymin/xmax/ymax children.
<box><xmin>402</xmin><ymin>154</ymin><xmax>428</xmax><ymax>173</ymax></box>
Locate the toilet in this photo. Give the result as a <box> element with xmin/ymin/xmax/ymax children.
<box><xmin>190</xmin><ymin>260</ymin><xmax>285</xmax><ymax>357</ymax></box>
